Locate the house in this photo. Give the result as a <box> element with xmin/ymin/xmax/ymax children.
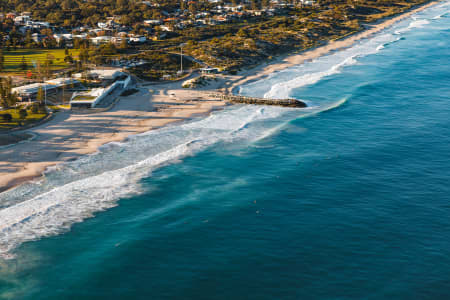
<box><xmin>72</xmin><ymin>33</ymin><xmax>88</xmax><ymax>39</ymax></box>
<box><xmin>200</xmin><ymin>67</ymin><xmax>219</xmax><ymax>75</ymax></box>
<box><xmin>129</xmin><ymin>35</ymin><xmax>147</xmax><ymax>43</ymax></box>
<box><xmin>144</xmin><ymin>19</ymin><xmax>162</xmax><ymax>26</ymax></box>
<box><xmin>223</xmin><ymin>5</ymin><xmax>243</xmax><ymax>11</ymax></box>
<box><xmin>53</xmin><ymin>33</ymin><xmax>73</xmax><ymax>43</ymax></box>
<box><xmin>28</xmin><ymin>21</ymin><xmax>50</xmax><ymax>28</ymax></box>
<box><xmin>152</xmin><ymin>32</ymin><xmax>167</xmax><ymax>40</ymax></box>
<box><xmin>160</xmin><ymin>25</ymin><xmax>172</xmax><ymax>32</ymax></box>
<box><xmin>32</xmin><ymin>33</ymin><xmax>46</xmax><ymax>43</ymax></box>
<box><xmin>6</xmin><ymin>13</ymin><xmax>16</xmax><ymax>20</ymax></box>
<box><xmin>14</xmin><ymin>15</ymin><xmax>31</xmax><ymax>25</ymax></box>
<box><xmin>90</xmin><ymin>36</ymin><xmax>113</xmax><ymax>45</ymax></box>
<box><xmin>111</xmin><ymin>36</ymin><xmax>127</xmax><ymax>45</ymax></box>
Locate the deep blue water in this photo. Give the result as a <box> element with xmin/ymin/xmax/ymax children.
<box><xmin>1</xmin><ymin>2</ymin><xmax>450</xmax><ymax>299</ymax></box>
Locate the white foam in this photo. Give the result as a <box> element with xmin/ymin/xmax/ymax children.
<box><xmin>245</xmin><ymin>5</ymin><xmax>445</xmax><ymax>100</ymax></box>
<box><xmin>263</xmin><ymin>56</ymin><xmax>358</xmax><ymax>99</ymax></box>
<box><xmin>235</xmin><ymin>27</ymin><xmax>407</xmax><ymax>100</ymax></box>
<box><xmin>252</xmin><ymin>97</ymin><xmax>349</xmax><ymax>142</ymax></box>
<box><xmin>408</xmin><ymin>19</ymin><xmax>430</xmax><ymax>28</ymax></box>
<box><xmin>260</xmin><ymin>34</ymin><xmax>395</xmax><ymax>100</ymax></box>
<box><xmin>0</xmin><ymin>105</ymin><xmax>291</xmax><ymax>258</ymax></box>
<box><xmin>2</xmin><ymin>0</ymin><xmax>446</xmax><ymax>257</ymax></box>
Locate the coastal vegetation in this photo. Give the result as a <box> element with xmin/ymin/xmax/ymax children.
<box><xmin>0</xmin><ymin>0</ymin><xmax>434</xmax><ymax>78</ymax></box>
<box><xmin>179</xmin><ymin>1</ymin><xmax>430</xmax><ymax>71</ymax></box>
<box><xmin>128</xmin><ymin>51</ymin><xmax>200</xmax><ymax>81</ymax></box>
<box><xmin>0</xmin><ymin>107</ymin><xmax>47</xmax><ymax>130</ymax></box>
<box><xmin>0</xmin><ymin>77</ymin><xmax>47</xmax><ymax>130</ymax></box>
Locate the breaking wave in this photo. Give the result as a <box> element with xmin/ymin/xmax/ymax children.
<box><xmin>263</xmin><ymin>56</ymin><xmax>358</xmax><ymax>99</ymax></box>
<box><xmin>0</xmin><ymin>105</ymin><xmax>294</xmax><ymax>258</ymax></box>
<box><xmin>1</xmin><ymin>0</ymin><xmax>448</xmax><ymax>259</ymax></box>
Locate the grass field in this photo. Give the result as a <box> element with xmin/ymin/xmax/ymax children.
<box><xmin>2</xmin><ymin>49</ymin><xmax>80</xmax><ymax>75</ymax></box>
<box><xmin>0</xmin><ymin>108</ymin><xmax>47</xmax><ymax>130</ymax></box>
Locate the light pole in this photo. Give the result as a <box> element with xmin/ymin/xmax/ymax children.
<box><xmin>44</xmin><ymin>78</ymin><xmax>47</xmax><ymax>107</ymax></box>
<box><xmin>180</xmin><ymin>43</ymin><xmax>186</xmax><ymax>74</ymax></box>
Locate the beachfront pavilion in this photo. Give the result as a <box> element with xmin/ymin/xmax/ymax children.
<box><xmin>73</xmin><ymin>69</ymin><xmax>124</xmax><ymax>85</ymax></box>
<box><xmin>200</xmin><ymin>67</ymin><xmax>219</xmax><ymax>75</ymax></box>
<box><xmin>12</xmin><ymin>78</ymin><xmax>80</xmax><ymax>102</ymax></box>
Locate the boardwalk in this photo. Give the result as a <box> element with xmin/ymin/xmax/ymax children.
<box><xmin>210</xmin><ymin>93</ymin><xmax>306</xmax><ymax>108</ymax></box>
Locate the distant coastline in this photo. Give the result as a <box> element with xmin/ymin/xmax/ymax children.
<box><xmin>0</xmin><ymin>0</ymin><xmax>442</xmax><ymax>193</ymax></box>
<box><xmin>226</xmin><ymin>0</ymin><xmax>441</xmax><ymax>94</ymax></box>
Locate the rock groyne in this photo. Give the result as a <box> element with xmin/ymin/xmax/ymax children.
<box><xmin>210</xmin><ymin>93</ymin><xmax>306</xmax><ymax>108</ymax></box>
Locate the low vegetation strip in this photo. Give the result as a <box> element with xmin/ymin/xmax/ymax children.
<box><xmin>0</xmin><ymin>108</ymin><xmax>47</xmax><ymax>131</ymax></box>
<box><xmin>2</xmin><ymin>49</ymin><xmax>81</xmax><ymax>73</ymax></box>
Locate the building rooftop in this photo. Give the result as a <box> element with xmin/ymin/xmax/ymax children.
<box><xmin>12</xmin><ymin>78</ymin><xmax>80</xmax><ymax>96</ymax></box>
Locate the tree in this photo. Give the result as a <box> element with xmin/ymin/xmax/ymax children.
<box><xmin>0</xmin><ymin>50</ymin><xmax>4</xmax><ymax>71</ymax></box>
<box><xmin>0</xmin><ymin>113</ymin><xmax>12</xmax><ymax>122</ymax></box>
<box><xmin>20</xmin><ymin>56</ymin><xmax>28</xmax><ymax>70</ymax></box>
<box><xmin>120</xmin><ymin>38</ymin><xmax>128</xmax><ymax>50</ymax></box>
<box><xmin>30</xmin><ymin>103</ymin><xmax>39</xmax><ymax>114</ymax></box>
<box><xmin>37</xmin><ymin>86</ymin><xmax>44</xmax><ymax>104</ymax></box>
<box><xmin>25</xmin><ymin>30</ymin><xmax>33</xmax><ymax>47</ymax></box>
<box><xmin>19</xmin><ymin>109</ymin><xmax>28</xmax><ymax>120</ymax></box>
<box><xmin>43</xmin><ymin>59</ymin><xmax>52</xmax><ymax>78</ymax></box>
<box><xmin>0</xmin><ymin>77</ymin><xmax>18</xmax><ymax>109</ymax></box>
<box><xmin>64</xmin><ymin>54</ymin><xmax>74</xmax><ymax>64</ymax></box>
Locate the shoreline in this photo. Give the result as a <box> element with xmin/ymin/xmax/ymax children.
<box><xmin>226</xmin><ymin>0</ymin><xmax>440</xmax><ymax>93</ymax></box>
<box><xmin>0</xmin><ymin>84</ymin><xmax>227</xmax><ymax>193</ymax></box>
<box><xmin>0</xmin><ymin>0</ymin><xmax>441</xmax><ymax>193</ymax></box>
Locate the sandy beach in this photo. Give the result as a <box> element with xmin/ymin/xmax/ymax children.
<box><xmin>0</xmin><ymin>78</ymin><xmax>226</xmax><ymax>192</ymax></box>
<box><xmin>0</xmin><ymin>0</ymin><xmax>440</xmax><ymax>192</ymax></box>
<box><xmin>227</xmin><ymin>0</ymin><xmax>440</xmax><ymax>92</ymax></box>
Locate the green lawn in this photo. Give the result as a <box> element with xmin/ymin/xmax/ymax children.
<box><xmin>0</xmin><ymin>108</ymin><xmax>47</xmax><ymax>130</ymax></box>
<box><xmin>2</xmin><ymin>49</ymin><xmax>80</xmax><ymax>75</ymax></box>
<box><xmin>71</xmin><ymin>95</ymin><xmax>96</xmax><ymax>101</ymax></box>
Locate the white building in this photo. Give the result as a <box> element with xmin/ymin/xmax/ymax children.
<box><xmin>144</xmin><ymin>19</ymin><xmax>162</xmax><ymax>25</ymax></box>
<box><xmin>70</xmin><ymin>75</ymin><xmax>130</xmax><ymax>108</ymax></box>
<box><xmin>12</xmin><ymin>78</ymin><xmax>80</xmax><ymax>102</ymax></box>
<box><xmin>90</xmin><ymin>36</ymin><xmax>113</xmax><ymax>45</ymax></box>
<box><xmin>129</xmin><ymin>35</ymin><xmax>147</xmax><ymax>43</ymax></box>
<box><xmin>73</xmin><ymin>69</ymin><xmax>124</xmax><ymax>81</ymax></box>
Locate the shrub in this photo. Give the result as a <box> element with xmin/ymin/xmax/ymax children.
<box><xmin>30</xmin><ymin>103</ymin><xmax>39</xmax><ymax>114</ymax></box>
<box><xmin>19</xmin><ymin>109</ymin><xmax>28</xmax><ymax>119</ymax></box>
<box><xmin>38</xmin><ymin>104</ymin><xmax>47</xmax><ymax>114</ymax></box>
<box><xmin>0</xmin><ymin>113</ymin><xmax>13</xmax><ymax>122</ymax></box>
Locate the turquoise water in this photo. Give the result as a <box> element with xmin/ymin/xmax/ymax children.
<box><xmin>1</xmin><ymin>2</ymin><xmax>450</xmax><ymax>299</ymax></box>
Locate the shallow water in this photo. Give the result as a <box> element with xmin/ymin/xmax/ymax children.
<box><xmin>1</xmin><ymin>2</ymin><xmax>450</xmax><ymax>299</ymax></box>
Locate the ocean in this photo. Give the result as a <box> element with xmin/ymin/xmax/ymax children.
<box><xmin>1</xmin><ymin>2</ymin><xmax>450</xmax><ymax>299</ymax></box>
